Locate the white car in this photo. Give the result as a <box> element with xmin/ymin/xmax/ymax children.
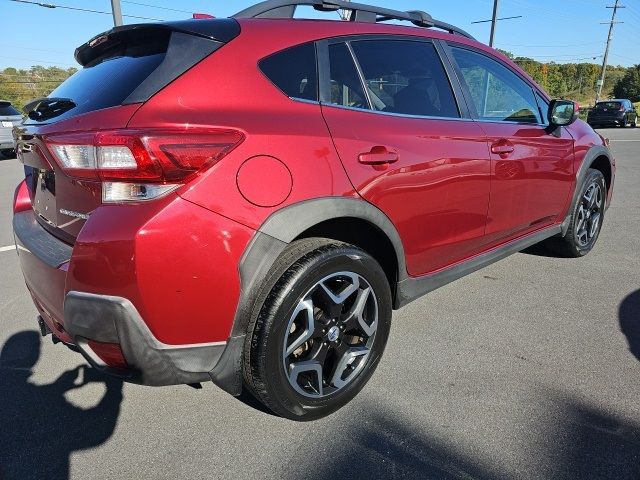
<box><xmin>0</xmin><ymin>101</ymin><xmax>22</xmax><ymax>158</ymax></box>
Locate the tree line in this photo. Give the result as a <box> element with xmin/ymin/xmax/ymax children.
<box><xmin>501</xmin><ymin>51</ymin><xmax>637</xmax><ymax>105</ymax></box>
<box><xmin>0</xmin><ymin>58</ymin><xmax>639</xmax><ymax>113</ymax></box>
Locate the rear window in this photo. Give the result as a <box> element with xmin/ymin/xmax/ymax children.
<box><xmin>259</xmin><ymin>43</ymin><xmax>318</xmax><ymax>102</ymax></box>
<box><xmin>27</xmin><ymin>28</ymin><xmax>229</xmax><ymax>124</ymax></box>
<box><xmin>48</xmin><ymin>52</ymin><xmax>165</xmax><ymax>118</ymax></box>
<box><xmin>0</xmin><ymin>104</ymin><xmax>20</xmax><ymax>116</ymax></box>
<box><xmin>595</xmin><ymin>102</ymin><xmax>621</xmax><ymax>110</ymax></box>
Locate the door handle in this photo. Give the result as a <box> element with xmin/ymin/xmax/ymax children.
<box><xmin>358</xmin><ymin>146</ymin><xmax>399</xmax><ymax>166</ymax></box>
<box><xmin>491</xmin><ymin>140</ymin><xmax>515</xmax><ymax>156</ymax></box>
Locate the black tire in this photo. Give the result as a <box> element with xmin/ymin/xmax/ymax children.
<box><xmin>621</xmin><ymin>118</ymin><xmax>628</xmax><ymax>128</ymax></box>
<box><xmin>544</xmin><ymin>168</ymin><xmax>606</xmax><ymax>257</ymax></box>
<box><xmin>243</xmin><ymin>238</ymin><xmax>392</xmax><ymax>421</ymax></box>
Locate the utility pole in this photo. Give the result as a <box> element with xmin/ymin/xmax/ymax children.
<box><xmin>110</xmin><ymin>0</ymin><xmax>123</xmax><ymax>26</ymax></box>
<box><xmin>489</xmin><ymin>0</ymin><xmax>499</xmax><ymax>47</ymax></box>
<box><xmin>595</xmin><ymin>0</ymin><xmax>624</xmax><ymax>103</ymax></box>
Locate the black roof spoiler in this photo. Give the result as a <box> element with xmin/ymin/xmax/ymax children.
<box><xmin>233</xmin><ymin>0</ymin><xmax>475</xmax><ymax>40</ymax></box>
<box><xmin>75</xmin><ymin>18</ymin><xmax>240</xmax><ymax>66</ymax></box>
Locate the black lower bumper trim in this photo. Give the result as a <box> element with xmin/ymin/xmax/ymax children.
<box><xmin>64</xmin><ymin>291</ymin><xmax>226</xmax><ymax>386</ymax></box>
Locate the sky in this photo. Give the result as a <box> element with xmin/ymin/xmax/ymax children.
<box><xmin>1</xmin><ymin>0</ymin><xmax>639</xmax><ymax>70</ymax></box>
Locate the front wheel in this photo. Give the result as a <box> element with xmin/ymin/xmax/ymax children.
<box><xmin>544</xmin><ymin>168</ymin><xmax>606</xmax><ymax>257</ymax></box>
<box><xmin>243</xmin><ymin>238</ymin><xmax>392</xmax><ymax>421</ymax></box>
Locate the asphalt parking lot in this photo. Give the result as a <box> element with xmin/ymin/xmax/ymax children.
<box><xmin>0</xmin><ymin>127</ymin><xmax>639</xmax><ymax>480</ymax></box>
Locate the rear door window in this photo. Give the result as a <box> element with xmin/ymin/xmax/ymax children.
<box><xmin>451</xmin><ymin>46</ymin><xmax>541</xmax><ymax>124</ymax></box>
<box><xmin>327</xmin><ymin>43</ymin><xmax>369</xmax><ymax>109</ymax></box>
<box><xmin>260</xmin><ymin>43</ymin><xmax>318</xmax><ymax>101</ymax></box>
<box><xmin>349</xmin><ymin>39</ymin><xmax>460</xmax><ymax>118</ymax></box>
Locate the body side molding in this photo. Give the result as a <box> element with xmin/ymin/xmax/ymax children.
<box><xmin>258</xmin><ymin>197</ymin><xmax>408</xmax><ymax>279</ymax></box>
<box><xmin>210</xmin><ymin>196</ymin><xmax>407</xmax><ymax>395</ymax></box>
<box><xmin>395</xmin><ymin>224</ymin><xmax>562</xmax><ymax>308</ymax></box>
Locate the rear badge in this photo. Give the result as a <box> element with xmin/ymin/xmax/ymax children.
<box><xmin>59</xmin><ymin>209</ymin><xmax>90</xmax><ymax>220</ymax></box>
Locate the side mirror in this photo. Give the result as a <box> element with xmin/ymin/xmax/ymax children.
<box><xmin>548</xmin><ymin>100</ymin><xmax>580</xmax><ymax>127</ymax></box>
<box><xmin>548</xmin><ymin>100</ymin><xmax>579</xmax><ymax>127</ymax></box>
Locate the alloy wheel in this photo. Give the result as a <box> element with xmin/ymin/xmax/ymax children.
<box><xmin>282</xmin><ymin>271</ymin><xmax>378</xmax><ymax>398</ymax></box>
<box><xmin>575</xmin><ymin>181</ymin><xmax>603</xmax><ymax>248</ymax></box>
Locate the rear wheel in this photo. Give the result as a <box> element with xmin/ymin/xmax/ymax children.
<box><xmin>243</xmin><ymin>238</ymin><xmax>392</xmax><ymax>421</ymax></box>
<box><xmin>544</xmin><ymin>169</ymin><xmax>606</xmax><ymax>257</ymax></box>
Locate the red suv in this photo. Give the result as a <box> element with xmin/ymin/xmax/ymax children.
<box><xmin>12</xmin><ymin>0</ymin><xmax>614</xmax><ymax>420</ymax></box>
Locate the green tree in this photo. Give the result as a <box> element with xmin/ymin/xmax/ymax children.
<box><xmin>613</xmin><ymin>65</ymin><xmax>640</xmax><ymax>101</ymax></box>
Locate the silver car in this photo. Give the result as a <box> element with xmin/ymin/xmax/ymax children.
<box><xmin>0</xmin><ymin>101</ymin><xmax>22</xmax><ymax>158</ymax></box>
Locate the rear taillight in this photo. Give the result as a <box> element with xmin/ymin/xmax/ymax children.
<box><xmin>44</xmin><ymin>129</ymin><xmax>244</xmax><ymax>202</ymax></box>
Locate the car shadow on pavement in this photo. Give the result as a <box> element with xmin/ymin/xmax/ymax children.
<box><xmin>0</xmin><ymin>331</ymin><xmax>123</xmax><ymax>480</ymax></box>
<box><xmin>283</xmin><ymin>397</ymin><xmax>640</xmax><ymax>480</ymax></box>
<box><xmin>619</xmin><ymin>289</ymin><xmax>640</xmax><ymax>362</ymax></box>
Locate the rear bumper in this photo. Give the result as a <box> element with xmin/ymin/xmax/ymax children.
<box><xmin>587</xmin><ymin>116</ymin><xmax>624</xmax><ymax>126</ymax></box>
<box><xmin>64</xmin><ymin>292</ymin><xmax>226</xmax><ymax>385</ymax></box>
<box><xmin>13</xmin><ymin>191</ymin><xmax>256</xmax><ymax>387</ymax></box>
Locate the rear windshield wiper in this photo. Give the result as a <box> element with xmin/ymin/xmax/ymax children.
<box><xmin>23</xmin><ymin>97</ymin><xmax>76</xmax><ymax>121</ymax></box>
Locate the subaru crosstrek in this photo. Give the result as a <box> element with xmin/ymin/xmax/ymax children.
<box><xmin>12</xmin><ymin>0</ymin><xmax>615</xmax><ymax>420</ymax></box>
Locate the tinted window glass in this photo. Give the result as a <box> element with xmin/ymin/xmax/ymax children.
<box><xmin>594</xmin><ymin>101</ymin><xmax>621</xmax><ymax>110</ymax></box>
<box><xmin>260</xmin><ymin>43</ymin><xmax>318</xmax><ymax>101</ymax></box>
<box><xmin>451</xmin><ymin>47</ymin><xmax>541</xmax><ymax>124</ymax></box>
<box><xmin>0</xmin><ymin>104</ymin><xmax>20</xmax><ymax>116</ymax></box>
<box><xmin>350</xmin><ymin>40</ymin><xmax>459</xmax><ymax>118</ymax></box>
<box><xmin>535</xmin><ymin>92</ymin><xmax>549</xmax><ymax>125</ymax></box>
<box><xmin>49</xmin><ymin>53</ymin><xmax>165</xmax><ymax>118</ymax></box>
<box><xmin>595</xmin><ymin>102</ymin><xmax>620</xmax><ymax>110</ymax></box>
<box><xmin>328</xmin><ymin>43</ymin><xmax>368</xmax><ymax>109</ymax></box>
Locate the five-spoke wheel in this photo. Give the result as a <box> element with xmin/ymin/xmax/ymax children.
<box><xmin>575</xmin><ymin>180</ymin><xmax>603</xmax><ymax>248</ymax></box>
<box><xmin>542</xmin><ymin>168</ymin><xmax>607</xmax><ymax>257</ymax></box>
<box><xmin>283</xmin><ymin>271</ymin><xmax>378</xmax><ymax>398</ymax></box>
<box><xmin>243</xmin><ymin>238</ymin><xmax>391</xmax><ymax>421</ymax></box>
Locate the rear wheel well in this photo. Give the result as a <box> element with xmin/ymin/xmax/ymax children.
<box><xmin>589</xmin><ymin>155</ymin><xmax>612</xmax><ymax>192</ymax></box>
<box><xmin>293</xmin><ymin>217</ymin><xmax>399</xmax><ymax>300</ymax></box>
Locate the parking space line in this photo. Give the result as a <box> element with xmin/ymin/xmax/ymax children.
<box><xmin>0</xmin><ymin>245</ymin><xmax>15</xmax><ymax>253</ymax></box>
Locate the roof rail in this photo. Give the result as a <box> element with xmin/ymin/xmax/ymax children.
<box><xmin>232</xmin><ymin>0</ymin><xmax>475</xmax><ymax>40</ymax></box>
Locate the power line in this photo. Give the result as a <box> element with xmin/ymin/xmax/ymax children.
<box><xmin>471</xmin><ymin>15</ymin><xmax>522</xmax><ymax>24</ymax></box>
<box><xmin>500</xmin><ymin>41</ymin><xmax>603</xmax><ymax>48</ymax></box>
<box><xmin>121</xmin><ymin>1</ymin><xmax>192</xmax><ymax>14</ymax></box>
<box><xmin>1</xmin><ymin>80</ymin><xmax>66</xmax><ymax>84</ymax></box>
<box><xmin>0</xmin><ymin>54</ymin><xmax>75</xmax><ymax>66</ymax></box>
<box><xmin>7</xmin><ymin>0</ymin><xmax>164</xmax><ymax>21</ymax></box>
